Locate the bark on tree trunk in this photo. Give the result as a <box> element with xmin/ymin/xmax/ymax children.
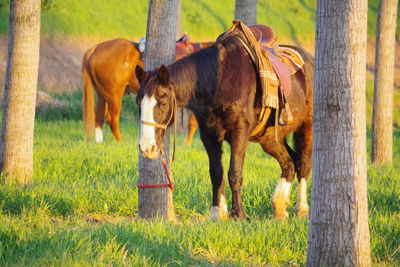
<box><xmin>176</xmin><ymin>0</ymin><xmax>182</xmax><ymax>39</ymax></box>
<box><xmin>371</xmin><ymin>0</ymin><xmax>398</xmax><ymax>166</ymax></box>
<box><xmin>175</xmin><ymin>0</ymin><xmax>189</xmax><ymax>135</ymax></box>
<box><xmin>0</xmin><ymin>0</ymin><xmax>41</xmax><ymax>184</ymax></box>
<box><xmin>138</xmin><ymin>0</ymin><xmax>178</xmax><ymax>221</ymax></box>
<box><xmin>235</xmin><ymin>0</ymin><xmax>257</xmax><ymax>25</ymax></box>
<box><xmin>307</xmin><ymin>0</ymin><xmax>371</xmax><ymax>266</ymax></box>
<box><xmin>176</xmin><ymin>107</ymin><xmax>189</xmax><ymax>135</ymax></box>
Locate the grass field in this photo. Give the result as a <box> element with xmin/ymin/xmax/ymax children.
<box><xmin>0</xmin><ymin>0</ymin><xmax>399</xmax><ymax>265</ymax></box>
<box><xmin>0</xmin><ymin>90</ymin><xmax>399</xmax><ymax>266</ymax></box>
<box><xmin>0</xmin><ymin>0</ymin><xmax>398</xmax><ymax>41</ymax></box>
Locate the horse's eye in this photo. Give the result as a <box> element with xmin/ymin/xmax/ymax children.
<box><xmin>157</xmin><ymin>101</ymin><xmax>167</xmax><ymax>108</ymax></box>
<box><xmin>157</xmin><ymin>92</ymin><xmax>167</xmax><ymax>99</ymax></box>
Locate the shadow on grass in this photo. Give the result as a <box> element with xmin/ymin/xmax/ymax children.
<box><xmin>35</xmin><ymin>90</ymin><xmax>83</xmax><ymax>122</ymax></box>
<box><xmin>0</xmin><ymin>187</ymin><xmax>73</xmax><ymax>216</ymax></box>
<box><xmin>369</xmin><ymin>188</ymin><xmax>400</xmax><ymax>214</ymax></box>
<box><xmin>298</xmin><ymin>0</ymin><xmax>315</xmax><ymax>14</ymax></box>
<box><xmin>196</xmin><ymin>0</ymin><xmax>228</xmax><ymax>30</ymax></box>
<box><xmin>0</xmin><ymin>221</ymin><xmax>229</xmax><ymax>266</ymax></box>
<box><xmin>258</xmin><ymin>2</ymin><xmax>301</xmax><ymax>46</ymax></box>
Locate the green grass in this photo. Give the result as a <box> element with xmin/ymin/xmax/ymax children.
<box><xmin>366</xmin><ymin>80</ymin><xmax>400</xmax><ymax>127</ymax></box>
<box><xmin>0</xmin><ymin>90</ymin><xmax>399</xmax><ymax>266</ymax></box>
<box><xmin>0</xmin><ymin>0</ymin><xmax>398</xmax><ymax>41</ymax></box>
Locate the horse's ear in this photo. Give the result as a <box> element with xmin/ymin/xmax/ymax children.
<box><xmin>157</xmin><ymin>65</ymin><xmax>170</xmax><ymax>86</ymax></box>
<box><xmin>184</xmin><ymin>36</ymin><xmax>191</xmax><ymax>47</ymax></box>
<box><xmin>135</xmin><ymin>65</ymin><xmax>147</xmax><ymax>83</ymax></box>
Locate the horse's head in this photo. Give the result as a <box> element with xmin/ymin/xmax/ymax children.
<box><xmin>175</xmin><ymin>35</ymin><xmax>194</xmax><ymax>59</ymax></box>
<box><xmin>135</xmin><ymin>64</ymin><xmax>175</xmax><ymax>159</ymax></box>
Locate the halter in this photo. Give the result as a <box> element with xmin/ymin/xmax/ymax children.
<box><xmin>140</xmin><ymin>88</ymin><xmax>178</xmax><ymax>162</ymax></box>
<box><xmin>138</xmin><ymin>88</ymin><xmax>178</xmax><ymax>193</ymax></box>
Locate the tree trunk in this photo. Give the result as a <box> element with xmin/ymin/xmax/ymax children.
<box><xmin>235</xmin><ymin>0</ymin><xmax>257</xmax><ymax>25</ymax></box>
<box><xmin>0</xmin><ymin>0</ymin><xmax>41</xmax><ymax>184</ymax></box>
<box><xmin>175</xmin><ymin>0</ymin><xmax>190</xmax><ymax>136</ymax></box>
<box><xmin>307</xmin><ymin>0</ymin><xmax>371</xmax><ymax>266</ymax></box>
<box><xmin>176</xmin><ymin>0</ymin><xmax>182</xmax><ymax>38</ymax></box>
<box><xmin>371</xmin><ymin>0</ymin><xmax>398</xmax><ymax>166</ymax></box>
<box><xmin>138</xmin><ymin>0</ymin><xmax>178</xmax><ymax>221</ymax></box>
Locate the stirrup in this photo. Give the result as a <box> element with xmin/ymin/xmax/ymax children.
<box><xmin>278</xmin><ymin>103</ymin><xmax>294</xmax><ymax>126</ymax></box>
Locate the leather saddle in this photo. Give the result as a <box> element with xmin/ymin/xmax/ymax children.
<box><xmin>249</xmin><ymin>24</ymin><xmax>305</xmax><ymax>125</ymax></box>
<box><xmin>249</xmin><ymin>24</ymin><xmax>299</xmax><ymax>97</ymax></box>
<box><xmin>249</xmin><ymin>24</ymin><xmax>277</xmax><ymax>48</ymax></box>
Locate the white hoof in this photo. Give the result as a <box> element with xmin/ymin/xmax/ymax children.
<box><xmin>210</xmin><ymin>195</ymin><xmax>229</xmax><ymax>221</ymax></box>
<box><xmin>295</xmin><ymin>203</ymin><xmax>309</xmax><ymax>217</ymax></box>
<box><xmin>295</xmin><ymin>178</ymin><xmax>309</xmax><ymax>217</ymax></box>
<box><xmin>271</xmin><ymin>178</ymin><xmax>292</xmax><ymax>220</ymax></box>
<box><xmin>95</xmin><ymin>127</ymin><xmax>103</xmax><ymax>143</ymax></box>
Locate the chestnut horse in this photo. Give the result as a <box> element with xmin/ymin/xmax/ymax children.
<box><xmin>135</xmin><ymin>27</ymin><xmax>313</xmax><ymax>220</ymax></box>
<box><xmin>82</xmin><ymin>37</ymin><xmax>213</xmax><ymax>143</ymax></box>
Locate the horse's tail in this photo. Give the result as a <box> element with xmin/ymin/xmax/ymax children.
<box><xmin>82</xmin><ymin>46</ymin><xmax>96</xmax><ymax>141</ymax></box>
<box><xmin>293</xmin><ymin>48</ymin><xmax>314</xmax><ymax>180</ymax></box>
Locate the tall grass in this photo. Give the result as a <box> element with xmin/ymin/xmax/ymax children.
<box><xmin>0</xmin><ymin>89</ymin><xmax>398</xmax><ymax>266</ymax></box>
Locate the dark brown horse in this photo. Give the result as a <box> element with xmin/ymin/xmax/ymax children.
<box><xmin>82</xmin><ymin>37</ymin><xmax>212</xmax><ymax>143</ymax></box>
<box><xmin>135</xmin><ymin>27</ymin><xmax>313</xmax><ymax>220</ymax></box>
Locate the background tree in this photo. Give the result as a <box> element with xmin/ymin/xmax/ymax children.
<box><xmin>371</xmin><ymin>0</ymin><xmax>398</xmax><ymax>166</ymax></box>
<box><xmin>175</xmin><ymin>0</ymin><xmax>190</xmax><ymax>135</ymax></box>
<box><xmin>176</xmin><ymin>0</ymin><xmax>182</xmax><ymax>38</ymax></box>
<box><xmin>235</xmin><ymin>0</ymin><xmax>257</xmax><ymax>25</ymax></box>
<box><xmin>0</xmin><ymin>0</ymin><xmax>54</xmax><ymax>10</ymax></box>
<box><xmin>138</xmin><ymin>0</ymin><xmax>179</xmax><ymax>221</ymax></box>
<box><xmin>307</xmin><ymin>0</ymin><xmax>371</xmax><ymax>266</ymax></box>
<box><xmin>1</xmin><ymin>0</ymin><xmax>41</xmax><ymax>184</ymax></box>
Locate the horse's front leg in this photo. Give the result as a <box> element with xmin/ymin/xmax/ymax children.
<box><xmin>227</xmin><ymin>126</ymin><xmax>249</xmax><ymax>219</ymax></box>
<box><xmin>198</xmin><ymin>123</ymin><xmax>228</xmax><ymax>221</ymax></box>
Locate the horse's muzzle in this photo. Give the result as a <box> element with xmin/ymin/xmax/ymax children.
<box><xmin>139</xmin><ymin>144</ymin><xmax>159</xmax><ymax>159</ymax></box>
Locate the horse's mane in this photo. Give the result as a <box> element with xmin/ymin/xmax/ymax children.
<box><xmin>167</xmin><ymin>44</ymin><xmax>220</xmax><ymax>101</ymax></box>
<box><xmin>169</xmin><ymin>35</ymin><xmax>250</xmax><ymax>98</ymax></box>
<box><xmin>139</xmin><ymin>35</ymin><xmax>256</xmax><ymax>106</ymax></box>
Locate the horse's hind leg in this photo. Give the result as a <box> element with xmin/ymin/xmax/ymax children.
<box><xmin>184</xmin><ymin>113</ymin><xmax>198</xmax><ymax>146</ymax></box>
<box><xmin>198</xmin><ymin>122</ymin><xmax>227</xmax><ymax>221</ymax></box>
<box><xmin>293</xmin><ymin>124</ymin><xmax>312</xmax><ymax>217</ymax></box>
<box><xmin>94</xmin><ymin>93</ymin><xmax>107</xmax><ymax>143</ymax></box>
<box><xmin>260</xmin><ymin>139</ymin><xmax>295</xmax><ymax>219</ymax></box>
<box><xmin>107</xmin><ymin>96</ymin><xmax>123</xmax><ymax>142</ymax></box>
<box><xmin>227</xmin><ymin>126</ymin><xmax>249</xmax><ymax>219</ymax></box>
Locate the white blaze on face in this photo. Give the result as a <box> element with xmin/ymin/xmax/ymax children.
<box><xmin>139</xmin><ymin>94</ymin><xmax>158</xmax><ymax>156</ymax></box>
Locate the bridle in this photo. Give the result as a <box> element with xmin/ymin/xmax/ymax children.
<box><xmin>140</xmin><ymin>87</ymin><xmax>178</xmax><ymax>162</ymax></box>
<box><xmin>137</xmin><ymin>87</ymin><xmax>178</xmax><ymax>193</ymax></box>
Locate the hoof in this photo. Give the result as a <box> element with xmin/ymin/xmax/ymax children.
<box><xmin>95</xmin><ymin>128</ymin><xmax>103</xmax><ymax>143</ymax></box>
<box><xmin>210</xmin><ymin>205</ymin><xmax>229</xmax><ymax>221</ymax></box>
<box><xmin>272</xmin><ymin>196</ymin><xmax>290</xmax><ymax>220</ymax></box>
<box><xmin>230</xmin><ymin>210</ymin><xmax>247</xmax><ymax>220</ymax></box>
<box><xmin>184</xmin><ymin>139</ymin><xmax>192</xmax><ymax>146</ymax></box>
<box><xmin>274</xmin><ymin>209</ymin><xmax>289</xmax><ymax>220</ymax></box>
<box><xmin>295</xmin><ymin>204</ymin><xmax>309</xmax><ymax>218</ymax></box>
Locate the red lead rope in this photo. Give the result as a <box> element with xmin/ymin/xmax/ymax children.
<box><xmin>136</xmin><ymin>159</ymin><xmax>174</xmax><ymax>192</ymax></box>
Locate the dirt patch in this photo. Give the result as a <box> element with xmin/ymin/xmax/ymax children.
<box><xmin>36</xmin><ymin>90</ymin><xmax>66</xmax><ymax>108</ymax></box>
<box><xmin>0</xmin><ymin>35</ymin><xmax>399</xmax><ymax>95</ymax></box>
<box><xmin>0</xmin><ymin>35</ymin><xmax>106</xmax><ymax>94</ymax></box>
